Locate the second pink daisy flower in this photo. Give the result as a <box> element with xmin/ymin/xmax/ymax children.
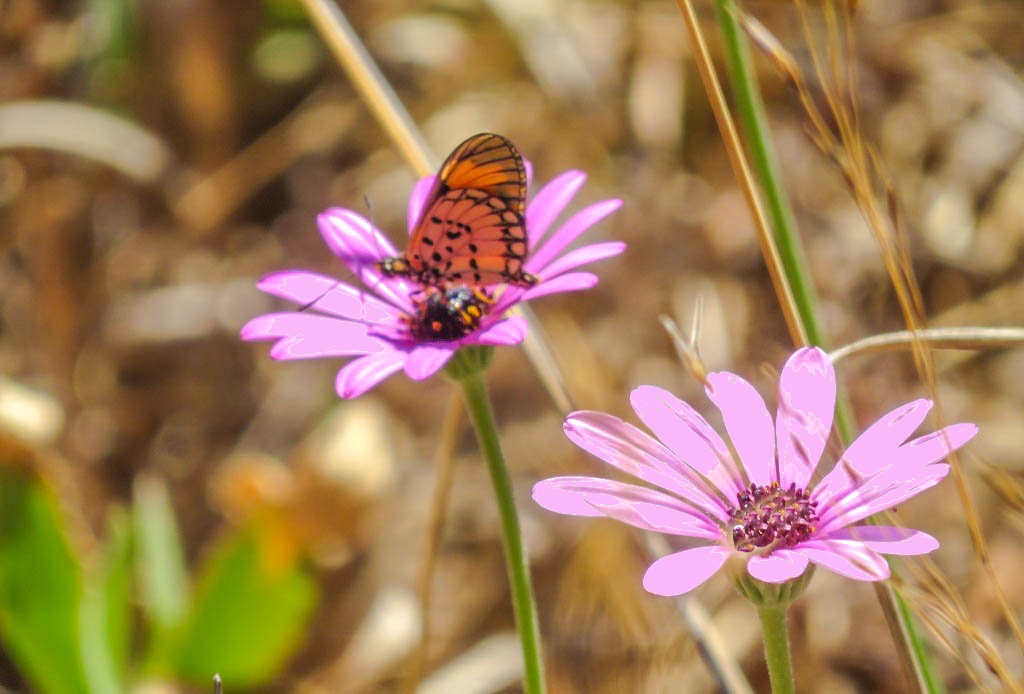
<box><xmin>533</xmin><ymin>347</ymin><xmax>977</xmax><ymax>596</ymax></box>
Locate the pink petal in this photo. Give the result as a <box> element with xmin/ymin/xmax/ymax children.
<box><xmin>536</xmin><ymin>241</ymin><xmax>626</xmax><ymax>280</ymax></box>
<box><xmin>705</xmin><ymin>371</ymin><xmax>775</xmax><ymax>486</ymax></box>
<box><xmin>532</xmin><ymin>479</ymin><xmax>708</xmax><ymax>528</ymax></box>
<box><xmin>335</xmin><ymin>351</ymin><xmax>406</xmax><ymax>398</ymax></box>
<box><xmin>563</xmin><ymin>412</ymin><xmax>727</xmax><ymax>517</ymax></box>
<box><xmin>533</xmin><ymin>476</ymin><xmax>721</xmax><ymax>540</ymax></box>
<box><xmin>407</xmin><ymin>175</ymin><xmax>437</xmax><ymax>233</ymax></box>
<box><xmin>515</xmin><ymin>272</ymin><xmax>598</xmax><ymax>302</ymax></box>
<box><xmin>317</xmin><ymin>209</ymin><xmax>417</xmax><ymax>310</ymax></box>
<box><xmin>318</xmin><ymin>207</ymin><xmax>397</xmax><ymax>261</ymax></box>
<box><xmin>404</xmin><ymin>344</ymin><xmax>455</xmax><ymax>380</ymax></box>
<box><xmin>890</xmin><ymin>423</ymin><xmax>978</xmax><ymax>469</ymax></box>
<box><xmin>818</xmin><ymin>465</ymin><xmax>950</xmax><ymax>532</ymax></box>
<box><xmin>528</xmin><ymin>199</ymin><xmax>623</xmax><ymax>271</ymax></box>
<box><xmin>526</xmin><ymin>170</ymin><xmax>586</xmax><ymax>246</ymax></box>
<box><xmin>794</xmin><ymin>540</ymin><xmax>890</xmax><ymax>581</ymax></box>
<box><xmin>815</xmin><ymin>422</ymin><xmax>974</xmax><ymax>529</ymax></box>
<box><xmin>630</xmin><ymin>386</ymin><xmax>744</xmax><ymax>499</ymax></box>
<box><xmin>471</xmin><ymin>317</ymin><xmax>528</xmax><ymax>346</ymax></box>
<box><xmin>532</xmin><ymin>477</ymin><xmax>604</xmax><ymax>517</ymax></box>
<box><xmin>588</xmin><ymin>495</ymin><xmax>724</xmax><ymax>540</ymax></box>
<box><xmin>814</xmin><ymin>399</ymin><xmax>934</xmax><ymax>506</ymax></box>
<box><xmin>643</xmin><ymin>546</ymin><xmax>731</xmax><ymax>596</ymax></box>
<box><xmin>747</xmin><ymin>550</ymin><xmax>810</xmax><ymax>583</ymax></box>
<box><xmin>843</xmin><ymin>399</ymin><xmax>933</xmax><ymax>475</ymax></box>
<box><xmin>241</xmin><ymin>313</ymin><xmax>387</xmax><ymax>359</ymax></box>
<box><xmin>849</xmin><ymin>467</ymin><xmax>950</xmax><ymax>520</ymax></box>
<box><xmin>823</xmin><ymin>527</ymin><xmax>939</xmax><ymax>555</ymax></box>
<box><xmin>491</xmin><ymin>271</ymin><xmax>600</xmax><ymax>314</ymax></box>
<box><xmin>776</xmin><ymin>347</ymin><xmax>836</xmax><ymax>488</ymax></box>
<box><xmin>256</xmin><ymin>271</ymin><xmax>402</xmax><ymax>322</ymax></box>
<box><xmin>490</xmin><ymin>287</ymin><xmax>527</xmax><ymax>315</ymax></box>
<box><xmin>814</xmin><ymin>422</ymin><xmax>972</xmax><ymax>516</ymax></box>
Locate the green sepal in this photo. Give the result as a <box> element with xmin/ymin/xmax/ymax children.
<box><xmin>443</xmin><ymin>346</ymin><xmax>494</xmax><ymax>382</ymax></box>
<box><xmin>731</xmin><ymin>558</ymin><xmax>814</xmax><ymax>608</ymax></box>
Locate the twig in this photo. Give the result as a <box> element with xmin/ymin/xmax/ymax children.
<box><xmin>295</xmin><ymin>0</ymin><xmax>433</xmax><ymax>176</ymax></box>
<box><xmin>0</xmin><ymin>100</ymin><xmax>171</xmax><ymax>183</ymax></box>
<box><xmin>404</xmin><ymin>393</ymin><xmax>464</xmax><ymax>692</ymax></box>
<box><xmin>672</xmin><ymin>0</ymin><xmax>808</xmax><ymax>348</ymax></box>
<box><xmin>829</xmin><ymin>327</ymin><xmax>1024</xmax><ymax>364</ymax></box>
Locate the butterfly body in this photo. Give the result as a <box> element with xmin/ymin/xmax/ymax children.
<box><xmin>405</xmin><ymin>284</ymin><xmax>494</xmax><ymax>341</ymax></box>
<box><xmin>378</xmin><ymin>133</ymin><xmax>540</xmax><ymax>289</ymax></box>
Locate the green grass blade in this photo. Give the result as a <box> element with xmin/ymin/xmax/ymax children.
<box><xmin>80</xmin><ymin>508</ymin><xmax>133</xmax><ymax>694</ymax></box>
<box><xmin>0</xmin><ymin>466</ymin><xmax>90</xmax><ymax>694</ymax></box>
<box><xmin>174</xmin><ymin>525</ymin><xmax>318</xmax><ymax>687</ymax></box>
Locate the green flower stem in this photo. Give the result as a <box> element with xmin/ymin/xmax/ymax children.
<box><xmin>458</xmin><ymin>367</ymin><xmax>546</xmax><ymax>694</ymax></box>
<box><xmin>710</xmin><ymin>0</ymin><xmax>857</xmax><ymax>441</ymax></box>
<box><xmin>711</xmin><ymin>2</ymin><xmax>938</xmax><ymax>690</ymax></box>
<box><xmin>757</xmin><ymin>604</ymin><xmax>796</xmax><ymax>694</ymax></box>
<box><xmin>711</xmin><ymin>2</ymin><xmax>816</xmax><ymax>337</ymax></box>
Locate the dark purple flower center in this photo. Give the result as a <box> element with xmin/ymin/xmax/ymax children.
<box><xmin>728</xmin><ymin>481</ymin><xmax>818</xmax><ymax>552</ymax></box>
<box><xmin>404</xmin><ymin>284</ymin><xmax>493</xmax><ymax>342</ymax></box>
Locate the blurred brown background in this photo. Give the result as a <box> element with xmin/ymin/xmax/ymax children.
<box><xmin>1</xmin><ymin>0</ymin><xmax>1023</xmax><ymax>691</ymax></box>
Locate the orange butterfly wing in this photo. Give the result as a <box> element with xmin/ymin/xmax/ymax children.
<box><xmin>431</xmin><ymin>132</ymin><xmax>527</xmax><ymax>214</ymax></box>
<box><xmin>378</xmin><ymin>133</ymin><xmax>538</xmax><ymax>288</ymax></box>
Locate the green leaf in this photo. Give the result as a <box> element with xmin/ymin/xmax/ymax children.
<box><xmin>175</xmin><ymin>526</ymin><xmax>318</xmax><ymax>688</ymax></box>
<box><xmin>85</xmin><ymin>0</ymin><xmax>136</xmax><ymax>61</ymax></box>
<box><xmin>80</xmin><ymin>508</ymin><xmax>133</xmax><ymax>694</ymax></box>
<box><xmin>260</xmin><ymin>0</ymin><xmax>308</xmax><ymax>23</ymax></box>
<box><xmin>133</xmin><ymin>476</ymin><xmax>188</xmax><ymax>629</ymax></box>
<box><xmin>0</xmin><ymin>467</ymin><xmax>90</xmax><ymax>694</ymax></box>
<box><xmin>133</xmin><ymin>476</ymin><xmax>189</xmax><ymax>673</ymax></box>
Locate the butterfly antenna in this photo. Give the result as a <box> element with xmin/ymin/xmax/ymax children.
<box><xmin>213</xmin><ymin>674</ymin><xmax>222</xmax><ymax>694</ymax></box>
<box><xmin>298</xmin><ymin>282</ymin><xmax>337</xmax><ymax>313</ymax></box>
<box><xmin>361</xmin><ymin>193</ymin><xmax>401</xmax><ymax>299</ymax></box>
<box><xmin>364</xmin><ymin>194</ymin><xmax>375</xmax><ymax>226</ymax></box>
<box><xmin>364</xmin><ymin>194</ymin><xmax>386</xmax><ymax>287</ymax></box>
<box><xmin>361</xmin><ymin>194</ymin><xmax>380</xmax><ymax>297</ymax></box>
<box><xmin>298</xmin><ymin>201</ymin><xmax>379</xmax><ymax>313</ymax></box>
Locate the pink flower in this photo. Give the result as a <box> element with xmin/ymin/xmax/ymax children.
<box><xmin>241</xmin><ymin>169</ymin><xmax>623</xmax><ymax>398</ymax></box>
<box><xmin>532</xmin><ymin>347</ymin><xmax>977</xmax><ymax>596</ymax></box>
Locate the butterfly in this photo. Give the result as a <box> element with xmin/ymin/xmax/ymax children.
<box><xmin>377</xmin><ymin>133</ymin><xmax>540</xmax><ymax>289</ymax></box>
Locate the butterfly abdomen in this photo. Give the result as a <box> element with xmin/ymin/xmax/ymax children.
<box><xmin>405</xmin><ymin>285</ymin><xmax>494</xmax><ymax>341</ymax></box>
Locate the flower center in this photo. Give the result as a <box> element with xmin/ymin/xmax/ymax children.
<box><xmin>728</xmin><ymin>481</ymin><xmax>818</xmax><ymax>552</ymax></box>
<box><xmin>404</xmin><ymin>284</ymin><xmax>493</xmax><ymax>342</ymax></box>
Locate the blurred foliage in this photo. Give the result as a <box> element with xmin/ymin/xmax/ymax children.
<box><xmin>0</xmin><ymin>442</ymin><xmax>316</xmax><ymax>692</ymax></box>
<box><xmin>175</xmin><ymin>526</ymin><xmax>318</xmax><ymax>687</ymax></box>
<box><xmin>0</xmin><ymin>465</ymin><xmax>89</xmax><ymax>694</ymax></box>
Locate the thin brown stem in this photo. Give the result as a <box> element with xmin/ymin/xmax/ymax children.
<box><xmin>296</xmin><ymin>0</ymin><xmax>434</xmax><ymax>176</ymax></box>
<box><xmin>828</xmin><ymin>327</ymin><xmax>1024</xmax><ymax>363</ymax></box>
<box><xmin>404</xmin><ymin>393</ymin><xmax>464</xmax><ymax>692</ymax></box>
<box><xmin>672</xmin><ymin>0</ymin><xmax>807</xmax><ymax>347</ymax></box>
